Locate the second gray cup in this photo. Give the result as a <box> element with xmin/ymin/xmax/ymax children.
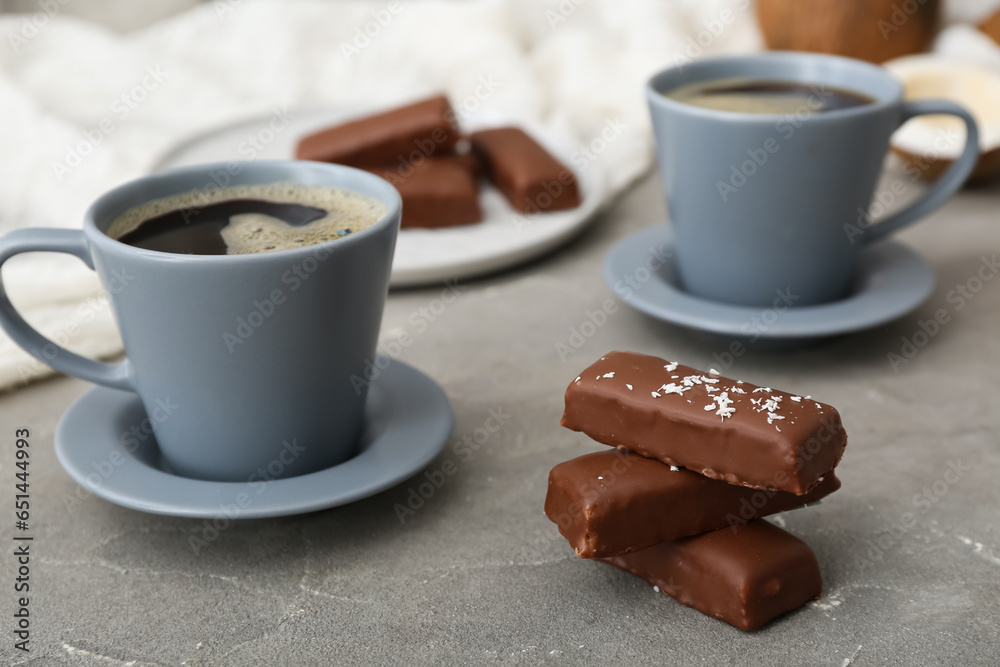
<box><xmin>647</xmin><ymin>52</ymin><xmax>980</xmax><ymax>307</ymax></box>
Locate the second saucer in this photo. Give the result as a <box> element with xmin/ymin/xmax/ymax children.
<box><xmin>603</xmin><ymin>224</ymin><xmax>934</xmax><ymax>344</ymax></box>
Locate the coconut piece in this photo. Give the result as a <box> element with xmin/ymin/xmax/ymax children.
<box><xmin>980</xmin><ymin>8</ymin><xmax>1000</xmax><ymax>47</ymax></box>
<box><xmin>885</xmin><ymin>55</ymin><xmax>1000</xmax><ymax>184</ymax></box>
<box><xmin>757</xmin><ymin>0</ymin><xmax>940</xmax><ymax>64</ymax></box>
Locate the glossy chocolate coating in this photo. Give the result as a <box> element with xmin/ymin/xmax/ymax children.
<box><xmin>469</xmin><ymin>127</ymin><xmax>580</xmax><ymax>213</ymax></box>
<box><xmin>295</xmin><ymin>95</ymin><xmax>460</xmax><ymax>166</ymax></box>
<box><xmin>545</xmin><ymin>450</ymin><xmax>839</xmax><ymax>558</ymax></box>
<box><xmin>561</xmin><ymin>352</ymin><xmax>847</xmax><ymax>494</ymax></box>
<box><xmin>601</xmin><ymin>520</ymin><xmax>822</xmax><ymax>631</ymax></box>
<box><xmin>367</xmin><ymin>157</ymin><xmax>481</xmax><ymax>228</ymax></box>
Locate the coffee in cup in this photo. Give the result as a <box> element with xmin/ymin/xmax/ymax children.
<box><xmin>106</xmin><ymin>183</ymin><xmax>386</xmax><ymax>256</ymax></box>
<box><xmin>663</xmin><ymin>78</ymin><xmax>874</xmax><ymax>115</ymax></box>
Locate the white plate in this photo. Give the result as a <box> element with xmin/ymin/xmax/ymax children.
<box><xmin>154</xmin><ymin>108</ymin><xmax>606</xmax><ymax>287</ymax></box>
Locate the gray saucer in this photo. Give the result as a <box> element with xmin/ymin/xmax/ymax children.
<box><xmin>54</xmin><ymin>360</ymin><xmax>453</xmax><ymax>519</ymax></box>
<box><xmin>604</xmin><ymin>224</ymin><xmax>935</xmax><ymax>343</ymax></box>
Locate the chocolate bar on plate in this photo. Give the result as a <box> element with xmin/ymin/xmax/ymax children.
<box><xmin>601</xmin><ymin>519</ymin><xmax>822</xmax><ymax>631</ymax></box>
<box><xmin>296</xmin><ymin>94</ymin><xmax>460</xmax><ymax>166</ymax></box>
<box><xmin>545</xmin><ymin>449</ymin><xmax>839</xmax><ymax>558</ymax></box>
<box><xmin>562</xmin><ymin>351</ymin><xmax>847</xmax><ymax>495</ymax></box>
<box><xmin>469</xmin><ymin>127</ymin><xmax>580</xmax><ymax>214</ymax></box>
<box><xmin>367</xmin><ymin>157</ymin><xmax>481</xmax><ymax>229</ymax></box>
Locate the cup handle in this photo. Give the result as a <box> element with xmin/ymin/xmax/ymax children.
<box><xmin>861</xmin><ymin>100</ymin><xmax>980</xmax><ymax>245</ymax></box>
<box><xmin>0</xmin><ymin>228</ymin><xmax>135</xmax><ymax>391</ymax></box>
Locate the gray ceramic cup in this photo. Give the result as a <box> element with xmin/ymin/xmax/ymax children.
<box><xmin>647</xmin><ymin>52</ymin><xmax>980</xmax><ymax>307</ymax></box>
<box><xmin>0</xmin><ymin>161</ymin><xmax>401</xmax><ymax>482</ymax></box>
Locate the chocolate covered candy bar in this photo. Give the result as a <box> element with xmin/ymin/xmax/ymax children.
<box><xmin>447</xmin><ymin>150</ymin><xmax>482</xmax><ymax>180</ymax></box>
<box><xmin>469</xmin><ymin>127</ymin><xmax>580</xmax><ymax>213</ymax></box>
<box><xmin>601</xmin><ymin>520</ymin><xmax>822</xmax><ymax>631</ymax></box>
<box><xmin>562</xmin><ymin>352</ymin><xmax>847</xmax><ymax>495</ymax></box>
<box><xmin>296</xmin><ymin>95</ymin><xmax>460</xmax><ymax>166</ymax></box>
<box><xmin>368</xmin><ymin>157</ymin><xmax>481</xmax><ymax>228</ymax></box>
<box><xmin>545</xmin><ymin>450</ymin><xmax>839</xmax><ymax>558</ymax></box>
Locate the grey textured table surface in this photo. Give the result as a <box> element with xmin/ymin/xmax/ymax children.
<box><xmin>2</xmin><ymin>171</ymin><xmax>999</xmax><ymax>666</ymax></box>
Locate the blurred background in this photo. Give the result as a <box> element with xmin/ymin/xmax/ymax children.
<box><xmin>1</xmin><ymin>0</ymin><xmax>999</xmax><ymax>32</ymax></box>
<box><xmin>1</xmin><ymin>0</ymin><xmax>999</xmax><ymax>389</ymax></box>
<box><xmin>0</xmin><ymin>0</ymin><xmax>201</xmax><ymax>32</ymax></box>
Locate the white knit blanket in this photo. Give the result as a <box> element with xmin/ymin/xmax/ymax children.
<box><xmin>0</xmin><ymin>0</ymin><xmax>994</xmax><ymax>390</ymax></box>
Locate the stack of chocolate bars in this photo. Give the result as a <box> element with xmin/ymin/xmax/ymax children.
<box><xmin>545</xmin><ymin>351</ymin><xmax>848</xmax><ymax>631</ymax></box>
<box><xmin>295</xmin><ymin>94</ymin><xmax>580</xmax><ymax>228</ymax></box>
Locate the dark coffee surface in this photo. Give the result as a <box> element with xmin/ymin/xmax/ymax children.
<box><xmin>116</xmin><ymin>200</ymin><xmax>330</xmax><ymax>255</ymax></box>
<box><xmin>666</xmin><ymin>78</ymin><xmax>874</xmax><ymax>114</ymax></box>
<box><xmin>107</xmin><ymin>183</ymin><xmax>386</xmax><ymax>256</ymax></box>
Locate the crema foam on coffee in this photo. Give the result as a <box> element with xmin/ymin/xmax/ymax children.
<box><xmin>106</xmin><ymin>182</ymin><xmax>387</xmax><ymax>256</ymax></box>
